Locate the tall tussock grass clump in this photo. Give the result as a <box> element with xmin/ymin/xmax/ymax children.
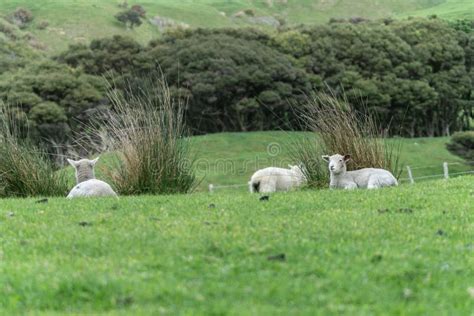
<box><xmin>288</xmin><ymin>134</ymin><xmax>329</xmax><ymax>188</ymax></box>
<box><xmin>293</xmin><ymin>93</ymin><xmax>401</xmax><ymax>187</ymax></box>
<box><xmin>0</xmin><ymin>104</ymin><xmax>69</xmax><ymax>197</ymax></box>
<box><xmin>95</xmin><ymin>74</ymin><xmax>197</xmax><ymax>195</ymax></box>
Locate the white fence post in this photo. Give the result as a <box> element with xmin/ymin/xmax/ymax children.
<box><xmin>443</xmin><ymin>162</ymin><xmax>449</xmax><ymax>179</ymax></box>
<box><xmin>406</xmin><ymin>166</ymin><xmax>414</xmax><ymax>184</ymax></box>
<box><xmin>208</xmin><ymin>184</ymin><xmax>214</xmax><ymax>193</ymax></box>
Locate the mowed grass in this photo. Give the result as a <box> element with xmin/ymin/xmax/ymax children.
<box><xmin>191</xmin><ymin>131</ymin><xmax>472</xmax><ymax>191</ymax></box>
<box><xmin>0</xmin><ymin>0</ymin><xmax>472</xmax><ymax>53</ymax></box>
<box><xmin>0</xmin><ymin>176</ymin><xmax>473</xmax><ymax>314</ymax></box>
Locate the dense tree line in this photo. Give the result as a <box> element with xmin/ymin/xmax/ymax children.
<box><xmin>273</xmin><ymin>18</ymin><xmax>473</xmax><ymax>136</ymax></box>
<box><xmin>0</xmin><ymin>17</ymin><xmax>472</xmax><ymax>148</ymax></box>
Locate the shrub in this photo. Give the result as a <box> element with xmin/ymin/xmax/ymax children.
<box><xmin>446</xmin><ymin>131</ymin><xmax>474</xmax><ymax>164</ymax></box>
<box><xmin>244</xmin><ymin>9</ymin><xmax>255</xmax><ymax>17</ymax></box>
<box><xmin>115</xmin><ymin>9</ymin><xmax>142</xmax><ymax>28</ymax></box>
<box><xmin>293</xmin><ymin>93</ymin><xmax>401</xmax><ymax>187</ymax></box>
<box><xmin>0</xmin><ymin>103</ymin><xmax>70</xmax><ymax>197</ymax></box>
<box><xmin>130</xmin><ymin>4</ymin><xmax>146</xmax><ymax>17</ymax></box>
<box><xmin>57</xmin><ymin>35</ymin><xmax>147</xmax><ymax>75</ymax></box>
<box><xmin>94</xmin><ymin>73</ymin><xmax>197</xmax><ymax>195</ymax></box>
<box><xmin>37</xmin><ymin>20</ymin><xmax>49</xmax><ymax>30</ymax></box>
<box><xmin>11</xmin><ymin>7</ymin><xmax>34</xmax><ymax>28</ymax></box>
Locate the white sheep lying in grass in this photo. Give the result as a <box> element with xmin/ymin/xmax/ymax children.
<box><xmin>249</xmin><ymin>164</ymin><xmax>306</xmax><ymax>193</ymax></box>
<box><xmin>322</xmin><ymin>154</ymin><xmax>397</xmax><ymax>189</ymax></box>
<box><xmin>66</xmin><ymin>157</ymin><xmax>118</xmax><ymax>198</ymax></box>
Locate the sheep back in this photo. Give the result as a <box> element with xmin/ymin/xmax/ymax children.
<box><xmin>67</xmin><ymin>179</ymin><xmax>118</xmax><ymax>198</ymax></box>
<box><xmin>250</xmin><ymin>167</ymin><xmax>304</xmax><ymax>193</ymax></box>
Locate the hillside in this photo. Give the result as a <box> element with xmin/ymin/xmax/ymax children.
<box><xmin>0</xmin><ymin>0</ymin><xmax>472</xmax><ymax>54</ymax></box>
<box><xmin>1</xmin><ymin>176</ymin><xmax>473</xmax><ymax>313</ymax></box>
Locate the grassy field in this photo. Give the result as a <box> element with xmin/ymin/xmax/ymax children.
<box><xmin>0</xmin><ymin>0</ymin><xmax>472</xmax><ymax>53</ymax></box>
<box><xmin>190</xmin><ymin>131</ymin><xmax>472</xmax><ymax>191</ymax></box>
<box><xmin>0</xmin><ymin>176</ymin><xmax>472</xmax><ymax>314</ymax></box>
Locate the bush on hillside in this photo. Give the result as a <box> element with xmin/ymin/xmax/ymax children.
<box><xmin>37</xmin><ymin>20</ymin><xmax>49</xmax><ymax>30</ymax></box>
<box><xmin>131</xmin><ymin>5</ymin><xmax>146</xmax><ymax>17</ymax></box>
<box><xmin>11</xmin><ymin>7</ymin><xmax>34</xmax><ymax>28</ymax></box>
<box><xmin>115</xmin><ymin>9</ymin><xmax>142</xmax><ymax>28</ymax></box>
<box><xmin>244</xmin><ymin>9</ymin><xmax>255</xmax><ymax>17</ymax></box>
<box><xmin>446</xmin><ymin>131</ymin><xmax>474</xmax><ymax>164</ymax></box>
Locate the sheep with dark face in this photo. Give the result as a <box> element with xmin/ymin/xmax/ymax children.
<box><xmin>249</xmin><ymin>164</ymin><xmax>306</xmax><ymax>193</ymax></box>
<box><xmin>66</xmin><ymin>157</ymin><xmax>118</xmax><ymax>198</ymax></box>
<box><xmin>322</xmin><ymin>154</ymin><xmax>397</xmax><ymax>189</ymax></box>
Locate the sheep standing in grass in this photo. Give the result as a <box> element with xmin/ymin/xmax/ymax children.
<box><xmin>249</xmin><ymin>164</ymin><xmax>306</xmax><ymax>193</ymax></box>
<box><xmin>66</xmin><ymin>157</ymin><xmax>118</xmax><ymax>198</ymax></box>
<box><xmin>322</xmin><ymin>154</ymin><xmax>397</xmax><ymax>189</ymax></box>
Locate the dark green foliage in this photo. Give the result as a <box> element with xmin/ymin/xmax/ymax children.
<box><xmin>392</xmin><ymin>18</ymin><xmax>472</xmax><ymax>136</ymax></box>
<box><xmin>274</xmin><ymin>18</ymin><xmax>472</xmax><ymax>136</ymax></box>
<box><xmin>29</xmin><ymin>101</ymin><xmax>70</xmax><ymax>144</ymax></box>
<box><xmin>58</xmin><ymin>19</ymin><xmax>473</xmax><ymax>137</ymax></box>
<box><xmin>446</xmin><ymin>131</ymin><xmax>474</xmax><ymax>163</ymax></box>
<box><xmin>115</xmin><ymin>9</ymin><xmax>142</xmax><ymax>28</ymax></box>
<box><xmin>449</xmin><ymin>19</ymin><xmax>474</xmax><ymax>33</ymax></box>
<box><xmin>57</xmin><ymin>35</ymin><xmax>149</xmax><ymax>76</ymax></box>
<box><xmin>0</xmin><ymin>60</ymin><xmax>107</xmax><ymax>148</ymax></box>
<box><xmin>148</xmin><ymin>30</ymin><xmax>311</xmax><ymax>132</ymax></box>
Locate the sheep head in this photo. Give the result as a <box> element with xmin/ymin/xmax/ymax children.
<box><xmin>321</xmin><ymin>154</ymin><xmax>350</xmax><ymax>174</ymax></box>
<box><xmin>67</xmin><ymin>157</ymin><xmax>99</xmax><ymax>184</ymax></box>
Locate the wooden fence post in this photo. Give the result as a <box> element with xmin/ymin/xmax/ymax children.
<box><xmin>406</xmin><ymin>166</ymin><xmax>414</xmax><ymax>184</ymax></box>
<box><xmin>443</xmin><ymin>162</ymin><xmax>449</xmax><ymax>179</ymax></box>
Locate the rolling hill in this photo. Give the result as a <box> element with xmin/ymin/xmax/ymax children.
<box><xmin>0</xmin><ymin>0</ymin><xmax>472</xmax><ymax>54</ymax></box>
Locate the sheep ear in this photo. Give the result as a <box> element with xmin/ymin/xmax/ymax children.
<box><xmin>343</xmin><ymin>154</ymin><xmax>351</xmax><ymax>161</ymax></box>
<box><xmin>321</xmin><ymin>155</ymin><xmax>330</xmax><ymax>162</ymax></box>
<box><xmin>67</xmin><ymin>159</ymin><xmax>78</xmax><ymax>167</ymax></box>
<box><xmin>90</xmin><ymin>157</ymin><xmax>100</xmax><ymax>165</ymax></box>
